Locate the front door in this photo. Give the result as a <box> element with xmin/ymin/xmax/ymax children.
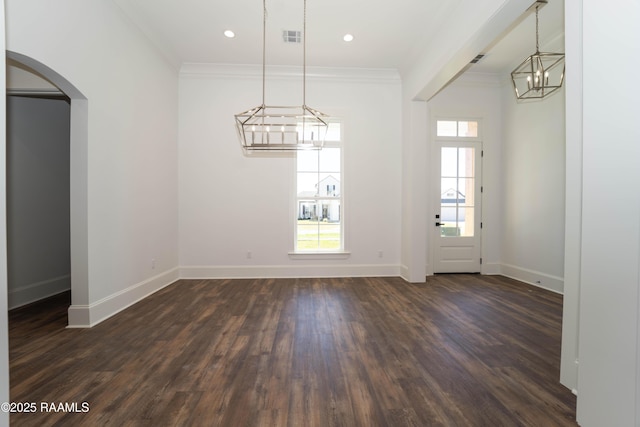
<box><xmin>433</xmin><ymin>138</ymin><xmax>482</xmax><ymax>273</ymax></box>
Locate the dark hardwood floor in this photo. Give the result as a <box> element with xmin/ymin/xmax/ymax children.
<box><xmin>9</xmin><ymin>275</ymin><xmax>577</xmax><ymax>426</ymax></box>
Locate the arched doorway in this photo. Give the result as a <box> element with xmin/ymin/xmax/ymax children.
<box><xmin>6</xmin><ymin>51</ymin><xmax>88</xmax><ymax>326</ymax></box>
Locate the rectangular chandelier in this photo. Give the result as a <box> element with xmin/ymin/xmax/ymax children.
<box><xmin>234</xmin><ymin>0</ymin><xmax>331</xmax><ymax>154</ymax></box>
<box><xmin>235</xmin><ymin>105</ymin><xmax>329</xmax><ymax>152</ymax></box>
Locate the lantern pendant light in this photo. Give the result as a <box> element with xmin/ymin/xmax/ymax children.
<box><xmin>511</xmin><ymin>0</ymin><xmax>565</xmax><ymax>100</ymax></box>
<box><xmin>234</xmin><ymin>0</ymin><xmax>330</xmax><ymax>153</ymax></box>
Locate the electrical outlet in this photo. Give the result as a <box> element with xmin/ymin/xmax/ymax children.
<box><xmin>247</xmin><ymin>251</ymin><xmax>252</xmax><ymax>259</ymax></box>
<box><xmin>151</xmin><ymin>258</ymin><xmax>156</xmax><ymax>269</ymax></box>
<box><xmin>378</xmin><ymin>250</ymin><xmax>383</xmax><ymax>258</ymax></box>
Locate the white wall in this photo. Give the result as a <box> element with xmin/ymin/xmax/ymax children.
<box><xmin>498</xmin><ymin>9</ymin><xmax>567</xmax><ymax>293</ymax></box>
<box><xmin>400</xmin><ymin>99</ymin><xmax>428</xmax><ymax>282</ymax></box>
<box><xmin>400</xmin><ymin>0</ymin><xmax>532</xmax><ymax>282</ymax></box>
<box><xmin>427</xmin><ymin>74</ymin><xmax>504</xmax><ymax>275</ymax></box>
<box><xmin>500</xmin><ymin>83</ymin><xmax>566</xmax><ymax>292</ymax></box>
<box><xmin>6</xmin><ymin>96</ymin><xmax>71</xmax><ymax>309</ymax></box>
<box><xmin>403</xmin><ymin>1</ymin><xmax>565</xmax><ymax>292</ymax></box>
<box><xmin>178</xmin><ymin>65</ymin><xmax>402</xmax><ymax>278</ymax></box>
<box><xmin>573</xmin><ymin>0</ymin><xmax>640</xmax><ymax>425</ymax></box>
<box><xmin>560</xmin><ymin>0</ymin><xmax>582</xmax><ymax>394</ymax></box>
<box><xmin>5</xmin><ymin>0</ymin><xmax>180</xmax><ymax>326</ymax></box>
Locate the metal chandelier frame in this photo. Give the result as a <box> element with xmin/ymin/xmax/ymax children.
<box><xmin>234</xmin><ymin>0</ymin><xmax>330</xmax><ymax>153</ymax></box>
<box><xmin>510</xmin><ymin>0</ymin><xmax>565</xmax><ymax>100</ymax></box>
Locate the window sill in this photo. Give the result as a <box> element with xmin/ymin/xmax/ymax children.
<box><xmin>288</xmin><ymin>251</ymin><xmax>351</xmax><ymax>260</ymax></box>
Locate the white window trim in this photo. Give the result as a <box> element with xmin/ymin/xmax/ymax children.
<box><xmin>288</xmin><ymin>251</ymin><xmax>351</xmax><ymax>260</ymax></box>
<box><xmin>435</xmin><ymin>117</ymin><xmax>483</xmax><ymax>142</ymax></box>
<box><xmin>291</xmin><ymin>124</ymin><xmax>345</xmax><ymax>255</ymax></box>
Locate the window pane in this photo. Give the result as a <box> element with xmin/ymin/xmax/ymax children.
<box><xmin>441</xmin><ymin>147</ymin><xmax>457</xmax><ymax>177</ymax></box>
<box><xmin>297</xmin><ymin>122</ymin><xmax>326</xmax><ymax>142</ymax></box>
<box><xmin>296</xmin><ymin>122</ymin><xmax>342</xmax><ymax>252</ymax></box>
<box><xmin>297</xmin><ymin>173</ymin><xmax>319</xmax><ymax>195</ymax></box>
<box><xmin>296</xmin><ymin>219</ymin><xmax>342</xmax><ymax>250</ymax></box>
<box><xmin>458</xmin><ymin>147</ymin><xmax>475</xmax><ymax>178</ymax></box>
<box><xmin>318</xmin><ymin>223</ymin><xmax>341</xmax><ymax>250</ymax></box>
<box><xmin>459</xmin><ymin>207</ymin><xmax>475</xmax><ymax>237</ymax></box>
<box><xmin>318</xmin><ymin>173</ymin><xmax>340</xmax><ymax>196</ymax></box>
<box><xmin>437</xmin><ymin>120</ymin><xmax>457</xmax><ymax>137</ymax></box>
<box><xmin>297</xmin><ymin>200</ymin><xmax>318</xmax><ymax>220</ymax></box>
<box><xmin>297</xmin><ymin>150</ymin><xmax>318</xmax><ymax>172</ymax></box>
<box><xmin>459</xmin><ymin>178</ymin><xmax>475</xmax><ymax>207</ymax></box>
<box><xmin>440</xmin><ymin>206</ymin><xmax>457</xmax><ymax>222</ymax></box>
<box><xmin>297</xmin><ymin>223</ymin><xmax>319</xmax><ymax>249</ymax></box>
<box><xmin>458</xmin><ymin>121</ymin><xmax>478</xmax><ymax>137</ymax></box>
<box><xmin>441</xmin><ymin>178</ymin><xmax>458</xmax><ymax>202</ymax></box>
<box><xmin>319</xmin><ymin>200</ymin><xmax>341</xmax><ymax>222</ymax></box>
<box><xmin>325</xmin><ymin>123</ymin><xmax>341</xmax><ymax>142</ymax></box>
<box><xmin>319</xmin><ymin>147</ymin><xmax>340</xmax><ymax>172</ymax></box>
<box><xmin>440</xmin><ymin>207</ymin><xmax>459</xmax><ymax>237</ymax></box>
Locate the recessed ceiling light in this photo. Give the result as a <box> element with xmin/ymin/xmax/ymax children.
<box><xmin>224</xmin><ymin>30</ymin><xmax>235</xmax><ymax>38</ymax></box>
<box><xmin>343</xmin><ymin>34</ymin><xmax>354</xmax><ymax>42</ymax></box>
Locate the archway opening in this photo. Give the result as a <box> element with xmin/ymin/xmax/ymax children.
<box><xmin>6</xmin><ymin>51</ymin><xmax>88</xmax><ymax>327</ymax></box>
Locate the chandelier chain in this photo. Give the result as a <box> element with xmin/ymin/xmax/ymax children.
<box><xmin>261</xmin><ymin>0</ymin><xmax>307</xmax><ymax>106</ymax></box>
<box><xmin>535</xmin><ymin>5</ymin><xmax>540</xmax><ymax>53</ymax></box>
<box><xmin>262</xmin><ymin>0</ymin><xmax>267</xmax><ymax>106</ymax></box>
<box><xmin>303</xmin><ymin>0</ymin><xmax>307</xmax><ymax>107</ymax></box>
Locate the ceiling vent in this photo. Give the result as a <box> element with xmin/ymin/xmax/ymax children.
<box><xmin>283</xmin><ymin>30</ymin><xmax>302</xmax><ymax>43</ymax></box>
<box><xmin>470</xmin><ymin>54</ymin><xmax>485</xmax><ymax>64</ymax></box>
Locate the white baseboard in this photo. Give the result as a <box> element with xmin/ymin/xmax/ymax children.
<box><xmin>400</xmin><ymin>264</ymin><xmax>429</xmax><ymax>283</ymax></box>
<box><xmin>65</xmin><ymin>263</ymin><xmax>560</xmax><ymax>328</ymax></box>
<box><xmin>8</xmin><ymin>274</ymin><xmax>71</xmax><ymax>310</ymax></box>
<box><xmin>179</xmin><ymin>264</ymin><xmax>401</xmax><ymax>280</ymax></box>
<box><xmin>67</xmin><ymin>267</ymin><xmax>180</xmax><ymax>328</ymax></box>
<box><xmin>500</xmin><ymin>263</ymin><xmax>564</xmax><ymax>294</ymax></box>
<box><xmin>68</xmin><ymin>265</ymin><xmax>400</xmax><ymax>328</ymax></box>
<box><xmin>399</xmin><ymin>264</ymin><xmax>410</xmax><ymax>282</ymax></box>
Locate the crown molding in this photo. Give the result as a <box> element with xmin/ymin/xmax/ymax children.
<box><xmin>180</xmin><ymin>63</ymin><xmax>401</xmax><ymax>84</ymax></box>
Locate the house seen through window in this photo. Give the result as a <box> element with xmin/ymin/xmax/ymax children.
<box><xmin>295</xmin><ymin>122</ymin><xmax>342</xmax><ymax>251</ymax></box>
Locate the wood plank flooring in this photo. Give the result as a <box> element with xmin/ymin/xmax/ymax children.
<box><xmin>9</xmin><ymin>275</ymin><xmax>577</xmax><ymax>426</ymax></box>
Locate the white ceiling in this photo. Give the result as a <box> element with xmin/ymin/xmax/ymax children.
<box><xmin>113</xmin><ymin>0</ymin><xmax>564</xmax><ymax>75</ymax></box>
<box><xmin>113</xmin><ymin>0</ymin><xmax>459</xmax><ymax>71</ymax></box>
<box><xmin>470</xmin><ymin>0</ymin><xmax>564</xmax><ymax>75</ymax></box>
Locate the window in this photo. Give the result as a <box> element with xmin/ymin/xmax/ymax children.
<box><xmin>436</xmin><ymin>120</ymin><xmax>479</xmax><ymax>138</ymax></box>
<box><xmin>435</xmin><ymin>118</ymin><xmax>481</xmax><ymax>239</ymax></box>
<box><xmin>295</xmin><ymin>123</ymin><xmax>342</xmax><ymax>251</ymax></box>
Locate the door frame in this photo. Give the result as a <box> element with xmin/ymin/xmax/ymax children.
<box><xmin>429</xmin><ymin>117</ymin><xmax>484</xmax><ymax>274</ymax></box>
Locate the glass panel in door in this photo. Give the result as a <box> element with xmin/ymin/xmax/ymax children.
<box><xmin>440</xmin><ymin>147</ymin><xmax>475</xmax><ymax>238</ymax></box>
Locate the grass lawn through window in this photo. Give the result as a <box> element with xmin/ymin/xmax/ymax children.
<box><xmin>297</xmin><ymin>220</ymin><xmax>341</xmax><ymax>250</ymax></box>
